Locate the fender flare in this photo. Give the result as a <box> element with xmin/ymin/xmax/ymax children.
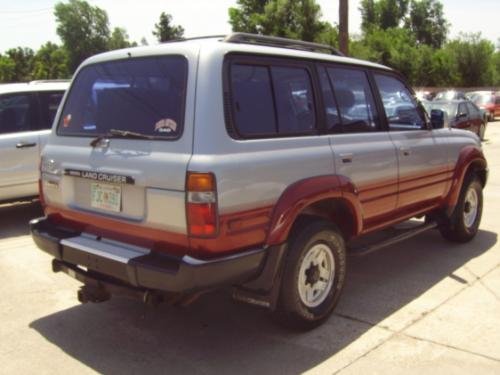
<box><xmin>445</xmin><ymin>145</ymin><xmax>487</xmax><ymax>211</ymax></box>
<box><xmin>265</xmin><ymin>175</ymin><xmax>363</xmax><ymax>246</ymax></box>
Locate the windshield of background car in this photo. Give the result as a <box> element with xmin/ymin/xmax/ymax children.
<box><xmin>57</xmin><ymin>56</ymin><xmax>187</xmax><ymax>139</ymax></box>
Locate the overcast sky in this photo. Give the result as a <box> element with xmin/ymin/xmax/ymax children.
<box><xmin>0</xmin><ymin>0</ymin><xmax>498</xmax><ymax>52</ymax></box>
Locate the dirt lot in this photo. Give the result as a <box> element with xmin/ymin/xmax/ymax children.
<box><xmin>1</xmin><ymin>123</ymin><xmax>499</xmax><ymax>374</ymax></box>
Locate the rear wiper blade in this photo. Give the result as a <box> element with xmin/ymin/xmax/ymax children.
<box><xmin>90</xmin><ymin>129</ymin><xmax>155</xmax><ymax>147</ymax></box>
<box><xmin>108</xmin><ymin>129</ymin><xmax>156</xmax><ymax>140</ymax></box>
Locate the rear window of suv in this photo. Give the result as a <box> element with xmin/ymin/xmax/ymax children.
<box><xmin>57</xmin><ymin>56</ymin><xmax>187</xmax><ymax>139</ymax></box>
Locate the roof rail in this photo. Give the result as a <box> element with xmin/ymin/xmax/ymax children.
<box><xmin>162</xmin><ymin>35</ymin><xmax>226</xmax><ymax>44</ymax></box>
<box><xmin>223</xmin><ymin>32</ymin><xmax>344</xmax><ymax>56</ymax></box>
<box><xmin>29</xmin><ymin>79</ymin><xmax>70</xmax><ymax>84</ymax></box>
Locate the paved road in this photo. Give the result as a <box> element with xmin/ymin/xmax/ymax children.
<box><xmin>1</xmin><ymin>123</ymin><xmax>500</xmax><ymax>374</ymax></box>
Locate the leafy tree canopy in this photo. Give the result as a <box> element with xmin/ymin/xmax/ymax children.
<box><xmin>108</xmin><ymin>27</ymin><xmax>137</xmax><ymax>50</ymax></box>
<box><xmin>4</xmin><ymin>47</ymin><xmax>35</xmax><ymax>82</ymax></box>
<box><xmin>153</xmin><ymin>12</ymin><xmax>184</xmax><ymax>42</ymax></box>
<box><xmin>360</xmin><ymin>0</ymin><xmax>447</xmax><ymax>48</ymax></box>
<box><xmin>55</xmin><ymin>0</ymin><xmax>110</xmax><ymax>71</ymax></box>
<box><xmin>32</xmin><ymin>42</ymin><xmax>69</xmax><ymax>80</ymax></box>
<box><xmin>229</xmin><ymin>0</ymin><xmax>334</xmax><ymax>44</ymax></box>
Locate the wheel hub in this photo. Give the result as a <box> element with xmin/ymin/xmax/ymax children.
<box><xmin>305</xmin><ymin>263</ymin><xmax>320</xmax><ymax>285</ymax></box>
<box><xmin>463</xmin><ymin>187</ymin><xmax>479</xmax><ymax>228</ymax></box>
<box><xmin>297</xmin><ymin>243</ymin><xmax>335</xmax><ymax>308</ymax></box>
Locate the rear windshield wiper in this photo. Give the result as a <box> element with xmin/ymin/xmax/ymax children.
<box><xmin>90</xmin><ymin>129</ymin><xmax>156</xmax><ymax>147</ymax></box>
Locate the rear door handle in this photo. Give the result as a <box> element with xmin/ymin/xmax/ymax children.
<box><xmin>399</xmin><ymin>147</ymin><xmax>411</xmax><ymax>156</ymax></box>
<box><xmin>16</xmin><ymin>142</ymin><xmax>37</xmax><ymax>149</ymax></box>
<box><xmin>339</xmin><ymin>153</ymin><xmax>353</xmax><ymax>163</ymax></box>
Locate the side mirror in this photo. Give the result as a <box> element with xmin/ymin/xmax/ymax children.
<box><xmin>456</xmin><ymin>112</ymin><xmax>467</xmax><ymax>119</ymax></box>
<box><xmin>430</xmin><ymin>109</ymin><xmax>445</xmax><ymax>129</ymax></box>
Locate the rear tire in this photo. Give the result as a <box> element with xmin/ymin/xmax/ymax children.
<box><xmin>273</xmin><ymin>220</ymin><xmax>346</xmax><ymax>330</ymax></box>
<box><xmin>439</xmin><ymin>174</ymin><xmax>483</xmax><ymax>243</ymax></box>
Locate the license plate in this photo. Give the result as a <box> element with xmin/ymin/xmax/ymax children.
<box><xmin>90</xmin><ymin>183</ymin><xmax>121</xmax><ymax>212</ymax></box>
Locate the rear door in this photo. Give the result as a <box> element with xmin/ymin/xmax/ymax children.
<box><xmin>455</xmin><ymin>102</ymin><xmax>471</xmax><ymax>131</ymax></box>
<box><xmin>373</xmin><ymin>73</ymin><xmax>449</xmax><ymax>210</ymax></box>
<box><xmin>465</xmin><ymin>101</ymin><xmax>482</xmax><ymax>135</ymax></box>
<box><xmin>36</xmin><ymin>91</ymin><xmax>66</xmax><ymax>150</ymax></box>
<box><xmin>41</xmin><ymin>53</ymin><xmax>195</xmax><ymax>238</ymax></box>
<box><xmin>319</xmin><ymin>65</ymin><xmax>398</xmax><ymax>227</ymax></box>
<box><xmin>0</xmin><ymin>92</ymin><xmax>40</xmax><ymax>200</ymax></box>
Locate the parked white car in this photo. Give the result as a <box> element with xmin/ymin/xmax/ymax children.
<box><xmin>0</xmin><ymin>80</ymin><xmax>69</xmax><ymax>202</ymax></box>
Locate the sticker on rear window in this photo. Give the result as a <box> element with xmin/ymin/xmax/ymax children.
<box><xmin>63</xmin><ymin>114</ymin><xmax>72</xmax><ymax>127</ymax></box>
<box><xmin>154</xmin><ymin>118</ymin><xmax>177</xmax><ymax>133</ymax></box>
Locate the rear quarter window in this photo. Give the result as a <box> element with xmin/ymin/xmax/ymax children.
<box><xmin>57</xmin><ymin>56</ymin><xmax>187</xmax><ymax>139</ymax></box>
<box><xmin>228</xmin><ymin>59</ymin><xmax>316</xmax><ymax>138</ymax></box>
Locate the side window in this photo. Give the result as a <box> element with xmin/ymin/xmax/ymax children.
<box><xmin>38</xmin><ymin>91</ymin><xmax>65</xmax><ymax>130</ymax></box>
<box><xmin>374</xmin><ymin>74</ymin><xmax>425</xmax><ymax>131</ymax></box>
<box><xmin>271</xmin><ymin>66</ymin><xmax>315</xmax><ymax>134</ymax></box>
<box><xmin>327</xmin><ymin>67</ymin><xmax>379</xmax><ymax>133</ymax></box>
<box><xmin>495</xmin><ymin>96</ymin><xmax>500</xmax><ymax>105</ymax></box>
<box><xmin>457</xmin><ymin>103</ymin><xmax>468</xmax><ymax>118</ymax></box>
<box><xmin>230</xmin><ymin>64</ymin><xmax>277</xmax><ymax>136</ymax></box>
<box><xmin>229</xmin><ymin>61</ymin><xmax>316</xmax><ymax>137</ymax></box>
<box><xmin>466</xmin><ymin>102</ymin><xmax>479</xmax><ymax>118</ymax></box>
<box><xmin>0</xmin><ymin>93</ymin><xmax>35</xmax><ymax>134</ymax></box>
<box><xmin>318</xmin><ymin>67</ymin><xmax>341</xmax><ymax>132</ymax></box>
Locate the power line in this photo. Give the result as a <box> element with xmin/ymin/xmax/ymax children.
<box><xmin>0</xmin><ymin>7</ymin><xmax>52</xmax><ymax>15</ymax></box>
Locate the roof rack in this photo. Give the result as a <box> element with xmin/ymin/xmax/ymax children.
<box><xmin>223</xmin><ymin>32</ymin><xmax>344</xmax><ymax>56</ymax></box>
<box><xmin>162</xmin><ymin>35</ymin><xmax>226</xmax><ymax>44</ymax></box>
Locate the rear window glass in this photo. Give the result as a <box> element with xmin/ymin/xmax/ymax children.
<box><xmin>57</xmin><ymin>56</ymin><xmax>187</xmax><ymax>138</ymax></box>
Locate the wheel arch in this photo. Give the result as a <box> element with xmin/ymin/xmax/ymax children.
<box><xmin>445</xmin><ymin>145</ymin><xmax>487</xmax><ymax>212</ymax></box>
<box><xmin>265</xmin><ymin>175</ymin><xmax>363</xmax><ymax>246</ymax></box>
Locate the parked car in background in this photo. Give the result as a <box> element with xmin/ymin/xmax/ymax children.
<box><xmin>466</xmin><ymin>91</ymin><xmax>500</xmax><ymax>121</ymax></box>
<box><xmin>423</xmin><ymin>99</ymin><xmax>486</xmax><ymax>140</ymax></box>
<box><xmin>433</xmin><ymin>90</ymin><xmax>467</xmax><ymax>101</ymax></box>
<box><xmin>415</xmin><ymin>90</ymin><xmax>434</xmax><ymax>101</ymax></box>
<box><xmin>0</xmin><ymin>80</ymin><xmax>69</xmax><ymax>203</ymax></box>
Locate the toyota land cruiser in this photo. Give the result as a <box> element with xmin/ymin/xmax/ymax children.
<box><xmin>30</xmin><ymin>34</ymin><xmax>487</xmax><ymax>329</ymax></box>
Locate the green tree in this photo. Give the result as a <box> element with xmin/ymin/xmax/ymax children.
<box><xmin>54</xmin><ymin>0</ymin><xmax>110</xmax><ymax>72</ymax></box>
<box><xmin>229</xmin><ymin>0</ymin><xmax>332</xmax><ymax>44</ymax></box>
<box><xmin>359</xmin><ymin>0</ymin><xmax>409</xmax><ymax>32</ymax></box>
<box><xmin>32</xmin><ymin>42</ymin><xmax>69</xmax><ymax>80</ymax></box>
<box><xmin>447</xmin><ymin>33</ymin><xmax>496</xmax><ymax>87</ymax></box>
<box><xmin>351</xmin><ymin>28</ymin><xmax>417</xmax><ymax>82</ymax></box>
<box><xmin>493</xmin><ymin>50</ymin><xmax>500</xmax><ymax>85</ymax></box>
<box><xmin>108</xmin><ymin>27</ymin><xmax>136</xmax><ymax>50</ymax></box>
<box><xmin>229</xmin><ymin>0</ymin><xmax>269</xmax><ymax>34</ymax></box>
<box><xmin>0</xmin><ymin>55</ymin><xmax>16</xmax><ymax>82</ymax></box>
<box><xmin>5</xmin><ymin>47</ymin><xmax>35</xmax><ymax>81</ymax></box>
<box><xmin>152</xmin><ymin>12</ymin><xmax>184</xmax><ymax>42</ymax></box>
<box><xmin>406</xmin><ymin>0</ymin><xmax>448</xmax><ymax>48</ymax></box>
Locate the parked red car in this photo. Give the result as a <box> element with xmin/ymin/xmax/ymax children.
<box><xmin>468</xmin><ymin>91</ymin><xmax>500</xmax><ymax>121</ymax></box>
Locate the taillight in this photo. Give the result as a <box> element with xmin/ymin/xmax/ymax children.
<box><xmin>186</xmin><ymin>172</ymin><xmax>218</xmax><ymax>237</ymax></box>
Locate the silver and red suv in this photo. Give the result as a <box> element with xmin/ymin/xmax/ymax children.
<box><xmin>31</xmin><ymin>34</ymin><xmax>487</xmax><ymax>329</ymax></box>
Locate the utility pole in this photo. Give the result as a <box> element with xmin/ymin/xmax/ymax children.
<box><xmin>339</xmin><ymin>0</ymin><xmax>349</xmax><ymax>55</ymax></box>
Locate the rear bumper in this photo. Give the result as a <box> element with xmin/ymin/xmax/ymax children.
<box><xmin>30</xmin><ymin>217</ymin><xmax>267</xmax><ymax>293</ymax></box>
